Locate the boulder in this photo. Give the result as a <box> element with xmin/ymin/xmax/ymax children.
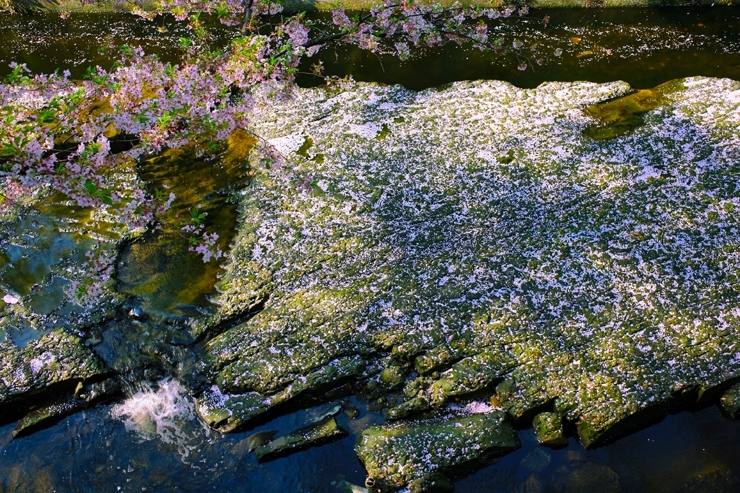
<box><xmin>355</xmin><ymin>411</ymin><xmax>519</xmax><ymax>492</ymax></box>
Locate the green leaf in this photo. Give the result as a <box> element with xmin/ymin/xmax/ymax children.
<box><xmin>101</xmin><ymin>190</ymin><xmax>114</xmax><ymax>206</ymax></box>
<box><xmin>38</xmin><ymin>110</ymin><xmax>56</xmax><ymax>124</ymax></box>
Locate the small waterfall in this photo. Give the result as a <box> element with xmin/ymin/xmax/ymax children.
<box><xmin>110</xmin><ymin>378</ymin><xmax>211</xmax><ymax>462</ymax></box>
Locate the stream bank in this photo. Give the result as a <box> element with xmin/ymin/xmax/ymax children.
<box><xmin>3</xmin><ymin>0</ymin><xmax>740</xmax><ymax>13</ymax></box>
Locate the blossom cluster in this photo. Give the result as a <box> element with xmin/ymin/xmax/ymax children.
<box><xmin>326</xmin><ymin>0</ymin><xmax>529</xmax><ymax>62</ymax></box>
<box><xmin>1</xmin><ymin>0</ymin><xmax>537</xmax><ymax>302</ymax></box>
<box><xmin>64</xmin><ymin>246</ymin><xmax>117</xmax><ymax>307</ymax></box>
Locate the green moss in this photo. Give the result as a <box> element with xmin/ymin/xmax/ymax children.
<box><xmin>297</xmin><ymin>135</ymin><xmax>314</xmax><ymax>157</ymax></box>
<box><xmin>199</xmin><ymin>79</ymin><xmax>740</xmax><ymax>480</ymax></box>
<box><xmin>356</xmin><ymin>411</ymin><xmax>519</xmax><ymax>491</ymax></box>
<box><xmin>532</xmin><ymin>412</ymin><xmax>568</xmax><ymax>448</ymax></box>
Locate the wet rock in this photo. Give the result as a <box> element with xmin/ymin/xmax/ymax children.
<box><xmin>555</xmin><ymin>463</ymin><xmax>620</xmax><ymax>493</ymax></box>
<box><xmin>384</xmin><ymin>396</ymin><xmax>430</xmax><ymax>421</ymax></box>
<box><xmin>428</xmin><ymin>348</ymin><xmax>518</xmax><ymax>408</ymax></box>
<box><xmin>355</xmin><ymin>410</ymin><xmax>519</xmax><ymax>492</ymax></box>
<box><xmin>520</xmin><ymin>448</ymin><xmax>552</xmax><ymax>473</ymax></box>
<box><xmin>201</xmin><ymin>77</ymin><xmax>740</xmax><ymax>460</ymax></box>
<box><xmin>11</xmin><ymin>376</ymin><xmax>120</xmax><ymax>438</ymax></box>
<box><xmin>307</xmin><ymin>403</ymin><xmax>343</xmax><ymax>423</ymax></box>
<box><xmin>414</xmin><ymin>345</ymin><xmax>459</xmax><ymax>376</ymax></box>
<box><xmin>719</xmin><ymin>383</ymin><xmax>740</xmax><ymax>418</ymax></box>
<box><xmin>532</xmin><ymin>412</ymin><xmax>568</xmax><ymax>448</ymax></box>
<box><xmin>344</xmin><ymin>404</ymin><xmax>361</xmax><ymax>418</ymax></box>
<box><xmin>234</xmin><ymin>429</ymin><xmax>278</xmax><ymax>454</ymax></box>
<box><xmin>574</xmin><ymin>396</ymin><xmax>671</xmax><ymax>449</ymax></box>
<box><xmin>254</xmin><ymin>416</ymin><xmax>348</xmax><ymax>461</ymax></box>
<box><xmin>12</xmin><ymin>394</ymin><xmax>87</xmax><ymax>438</ymax></box>
<box><xmin>74</xmin><ymin>377</ymin><xmax>122</xmax><ymax>403</ymax></box>
<box><xmin>196</xmin><ymin>356</ymin><xmax>365</xmax><ymax>432</ymax></box>
<box><xmin>496</xmin><ymin>376</ymin><xmax>552</xmax><ymax>423</ymax></box>
<box><xmin>379</xmin><ymin>361</ymin><xmax>409</xmax><ymax>390</ymax></box>
<box><xmin>0</xmin><ymin>329</ymin><xmax>109</xmax><ymax>420</ymax></box>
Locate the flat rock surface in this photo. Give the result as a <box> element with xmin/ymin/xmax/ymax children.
<box><xmin>200</xmin><ymin>77</ymin><xmax>740</xmax><ymax>458</ymax></box>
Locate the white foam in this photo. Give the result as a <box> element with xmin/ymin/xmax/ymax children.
<box><xmin>110</xmin><ymin>379</ymin><xmax>210</xmax><ymax>461</ymax></box>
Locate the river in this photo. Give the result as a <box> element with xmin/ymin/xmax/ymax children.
<box><xmin>2</xmin><ymin>7</ymin><xmax>740</xmax><ymax>492</ymax></box>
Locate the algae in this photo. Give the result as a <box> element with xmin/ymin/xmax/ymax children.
<box><xmin>355</xmin><ymin>411</ymin><xmax>519</xmax><ymax>491</ymax></box>
<box><xmin>254</xmin><ymin>416</ymin><xmax>348</xmax><ymax>461</ymax></box>
<box><xmin>198</xmin><ymin>78</ymin><xmax>740</xmax><ymax>471</ymax></box>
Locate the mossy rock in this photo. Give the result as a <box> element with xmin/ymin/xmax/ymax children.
<box><xmin>719</xmin><ymin>383</ymin><xmax>740</xmax><ymax>419</ymax></box>
<box><xmin>255</xmin><ymin>416</ymin><xmax>348</xmax><ymax>461</ymax></box>
<box><xmin>0</xmin><ymin>329</ymin><xmax>110</xmax><ymax>419</ymax></box>
<box><xmin>356</xmin><ymin>411</ymin><xmax>519</xmax><ymax>492</ymax></box>
<box><xmin>532</xmin><ymin>412</ymin><xmax>568</xmax><ymax>448</ymax></box>
<box><xmin>201</xmin><ymin>77</ymin><xmax>740</xmax><ymax>465</ymax></box>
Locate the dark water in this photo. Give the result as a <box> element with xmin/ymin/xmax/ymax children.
<box><xmin>305</xmin><ymin>7</ymin><xmax>740</xmax><ymax>90</ymax></box>
<box><xmin>3</xmin><ymin>7</ymin><xmax>740</xmax><ymax>493</ymax></box>
<box><xmin>1</xmin><ymin>8</ymin><xmax>740</xmax><ymax>89</ymax></box>
<box><xmin>2</xmin><ymin>398</ymin><xmax>740</xmax><ymax>492</ymax></box>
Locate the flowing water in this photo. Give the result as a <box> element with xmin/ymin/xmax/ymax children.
<box><xmin>2</xmin><ymin>7</ymin><xmax>740</xmax><ymax>492</ymax></box>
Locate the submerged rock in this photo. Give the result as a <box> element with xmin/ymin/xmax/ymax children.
<box><xmin>254</xmin><ymin>416</ymin><xmax>348</xmax><ymax>461</ymax></box>
<box><xmin>719</xmin><ymin>383</ymin><xmax>740</xmax><ymax>419</ymax></box>
<box><xmin>355</xmin><ymin>410</ymin><xmax>519</xmax><ymax>492</ymax></box>
<box><xmin>243</xmin><ymin>429</ymin><xmax>278</xmax><ymax>453</ymax></box>
<box><xmin>555</xmin><ymin>462</ymin><xmax>620</xmax><ymax>493</ymax></box>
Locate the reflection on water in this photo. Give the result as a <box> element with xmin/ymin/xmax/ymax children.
<box><xmin>1</xmin><ymin>8</ymin><xmax>740</xmax><ymax>90</ymax></box>
<box><xmin>116</xmin><ymin>130</ymin><xmax>255</xmax><ymax>322</ymax></box>
<box><xmin>0</xmin><ymin>12</ymin><xmax>235</xmax><ymax>78</ymax></box>
<box><xmin>298</xmin><ymin>7</ymin><xmax>740</xmax><ymax>90</ymax></box>
<box><xmin>0</xmin><ymin>192</ymin><xmax>122</xmax><ymax>346</ymax></box>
